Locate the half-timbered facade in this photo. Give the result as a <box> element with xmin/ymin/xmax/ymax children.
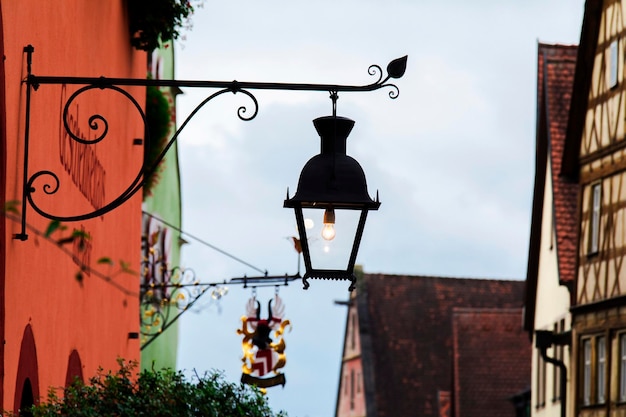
<box><xmin>562</xmin><ymin>1</ymin><xmax>626</xmax><ymax>416</ymax></box>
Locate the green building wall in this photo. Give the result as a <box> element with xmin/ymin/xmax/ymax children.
<box><xmin>141</xmin><ymin>40</ymin><xmax>183</xmax><ymax>370</ymax></box>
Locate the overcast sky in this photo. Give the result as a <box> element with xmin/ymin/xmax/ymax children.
<box><xmin>173</xmin><ymin>2</ymin><xmax>585</xmax><ymax>416</ymax></box>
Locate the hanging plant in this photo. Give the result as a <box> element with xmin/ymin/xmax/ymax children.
<box><xmin>128</xmin><ymin>0</ymin><xmax>196</xmax><ymax>51</ymax></box>
<box><xmin>143</xmin><ymin>85</ymin><xmax>172</xmax><ymax>198</ymax></box>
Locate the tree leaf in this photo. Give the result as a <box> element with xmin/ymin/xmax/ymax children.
<box><xmin>97</xmin><ymin>257</ymin><xmax>114</xmax><ymax>265</ymax></box>
<box><xmin>3</xmin><ymin>200</ymin><xmax>21</xmax><ymax>215</ymax></box>
<box><xmin>120</xmin><ymin>260</ymin><xmax>139</xmax><ymax>276</ymax></box>
<box><xmin>45</xmin><ymin>220</ymin><xmax>63</xmax><ymax>237</ymax></box>
<box><xmin>71</xmin><ymin>229</ymin><xmax>91</xmax><ymax>240</ymax></box>
<box><xmin>387</xmin><ymin>55</ymin><xmax>408</xmax><ymax>79</ymax></box>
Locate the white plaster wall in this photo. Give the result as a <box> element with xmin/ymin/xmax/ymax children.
<box><xmin>531</xmin><ymin>162</ymin><xmax>572</xmax><ymax>417</ymax></box>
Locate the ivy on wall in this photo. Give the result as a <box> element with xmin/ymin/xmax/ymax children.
<box><xmin>143</xmin><ymin>85</ymin><xmax>172</xmax><ymax>198</ymax></box>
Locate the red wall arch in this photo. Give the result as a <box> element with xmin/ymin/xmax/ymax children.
<box><xmin>65</xmin><ymin>349</ymin><xmax>84</xmax><ymax>386</ymax></box>
<box><xmin>14</xmin><ymin>324</ymin><xmax>40</xmax><ymax>414</ymax></box>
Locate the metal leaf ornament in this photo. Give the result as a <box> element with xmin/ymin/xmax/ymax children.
<box><xmin>387</xmin><ymin>55</ymin><xmax>408</xmax><ymax>79</ymax></box>
<box><xmin>237</xmin><ymin>294</ymin><xmax>291</xmax><ymax>388</ymax></box>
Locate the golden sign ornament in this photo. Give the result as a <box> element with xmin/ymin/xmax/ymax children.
<box><xmin>237</xmin><ymin>294</ymin><xmax>291</xmax><ymax>388</ymax></box>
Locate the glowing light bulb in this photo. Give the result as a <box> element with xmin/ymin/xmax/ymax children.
<box><xmin>322</xmin><ymin>224</ymin><xmax>335</xmax><ymax>240</ymax></box>
<box><xmin>321</xmin><ymin>208</ymin><xmax>336</xmax><ymax>241</ymax></box>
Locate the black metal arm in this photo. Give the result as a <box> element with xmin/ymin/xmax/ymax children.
<box><xmin>14</xmin><ymin>45</ymin><xmax>407</xmax><ymax>240</ymax></box>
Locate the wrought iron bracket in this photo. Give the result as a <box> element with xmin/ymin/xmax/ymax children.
<box><xmin>14</xmin><ymin>45</ymin><xmax>407</xmax><ymax>240</ymax></box>
<box><xmin>140</xmin><ymin>267</ymin><xmax>301</xmax><ymax>350</ymax></box>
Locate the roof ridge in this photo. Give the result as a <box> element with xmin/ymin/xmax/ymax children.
<box><xmin>452</xmin><ymin>307</ymin><xmax>523</xmax><ymax>314</ymax></box>
<box><xmin>537</xmin><ymin>41</ymin><xmax>578</xmax><ymax>49</ymax></box>
<box><xmin>364</xmin><ymin>273</ymin><xmax>523</xmax><ymax>282</ymax></box>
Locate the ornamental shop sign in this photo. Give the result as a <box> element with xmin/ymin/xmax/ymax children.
<box><xmin>237</xmin><ymin>294</ymin><xmax>291</xmax><ymax>388</ymax></box>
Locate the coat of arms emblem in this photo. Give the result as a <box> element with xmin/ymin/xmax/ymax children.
<box><xmin>237</xmin><ymin>294</ymin><xmax>291</xmax><ymax>388</ymax></box>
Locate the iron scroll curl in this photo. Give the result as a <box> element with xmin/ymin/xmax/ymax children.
<box><xmin>367</xmin><ymin>64</ymin><xmax>400</xmax><ymax>99</ymax></box>
<box><xmin>140</xmin><ymin>265</ymin><xmax>204</xmax><ymax>337</ymax></box>
<box><xmin>25</xmin><ymin>85</ymin><xmax>260</xmax><ymax>223</ymax></box>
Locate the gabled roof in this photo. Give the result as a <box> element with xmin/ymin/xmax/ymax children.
<box><xmin>357</xmin><ymin>274</ymin><xmax>525</xmax><ymax>417</ymax></box>
<box><xmin>452</xmin><ymin>308</ymin><xmax>531</xmax><ymax>417</ymax></box>
<box><xmin>524</xmin><ymin>43</ymin><xmax>579</xmax><ymax>333</ymax></box>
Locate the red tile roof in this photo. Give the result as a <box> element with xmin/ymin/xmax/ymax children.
<box><xmin>545</xmin><ymin>44</ymin><xmax>579</xmax><ymax>285</ymax></box>
<box><xmin>357</xmin><ymin>274</ymin><xmax>526</xmax><ymax>417</ymax></box>
<box><xmin>524</xmin><ymin>43</ymin><xmax>578</xmax><ymax>332</ymax></box>
<box><xmin>452</xmin><ymin>308</ymin><xmax>531</xmax><ymax>417</ymax></box>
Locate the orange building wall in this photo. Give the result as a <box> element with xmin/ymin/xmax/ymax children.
<box><xmin>1</xmin><ymin>1</ymin><xmax>145</xmax><ymax>412</ymax></box>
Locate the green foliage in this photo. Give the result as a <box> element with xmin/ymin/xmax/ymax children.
<box><xmin>29</xmin><ymin>359</ymin><xmax>287</xmax><ymax>417</ymax></box>
<box><xmin>44</xmin><ymin>220</ymin><xmax>66</xmax><ymax>238</ymax></box>
<box><xmin>96</xmin><ymin>257</ymin><xmax>114</xmax><ymax>265</ymax></box>
<box><xmin>55</xmin><ymin>228</ymin><xmax>90</xmax><ymax>247</ymax></box>
<box><xmin>3</xmin><ymin>200</ymin><xmax>21</xmax><ymax>215</ymax></box>
<box><xmin>143</xmin><ymin>85</ymin><xmax>172</xmax><ymax>198</ymax></box>
<box><xmin>128</xmin><ymin>0</ymin><xmax>196</xmax><ymax>51</ymax></box>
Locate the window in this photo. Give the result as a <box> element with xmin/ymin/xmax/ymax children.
<box><xmin>589</xmin><ymin>183</ymin><xmax>602</xmax><ymax>255</ymax></box>
<box><xmin>583</xmin><ymin>338</ymin><xmax>592</xmax><ymax>406</ymax></box>
<box><xmin>536</xmin><ymin>351</ymin><xmax>547</xmax><ymax>408</ymax></box>
<box><xmin>597</xmin><ymin>337</ymin><xmax>606</xmax><ymax>404</ymax></box>
<box><xmin>609</xmin><ymin>39</ymin><xmax>619</xmax><ymax>89</ymax></box>
<box><xmin>351</xmin><ymin>312</ymin><xmax>357</xmax><ymax>350</ymax></box>
<box><xmin>350</xmin><ymin>369</ymin><xmax>355</xmax><ymax>410</ymax></box>
<box><xmin>552</xmin><ymin>320</ymin><xmax>565</xmax><ymax>402</ymax></box>
<box><xmin>580</xmin><ymin>334</ymin><xmax>609</xmax><ymax>407</ymax></box>
<box><xmin>620</xmin><ymin>334</ymin><xmax>626</xmax><ymax>402</ymax></box>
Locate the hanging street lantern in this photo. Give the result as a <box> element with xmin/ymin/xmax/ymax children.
<box><xmin>284</xmin><ymin>110</ymin><xmax>380</xmax><ymax>291</ymax></box>
<box><xmin>15</xmin><ymin>47</ymin><xmax>405</xmax><ymax>293</ymax></box>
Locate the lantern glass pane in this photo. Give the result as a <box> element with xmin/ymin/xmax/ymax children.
<box><xmin>301</xmin><ymin>208</ymin><xmax>361</xmax><ymax>271</ymax></box>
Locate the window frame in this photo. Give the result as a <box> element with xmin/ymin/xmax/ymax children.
<box><xmin>619</xmin><ymin>333</ymin><xmax>626</xmax><ymax>403</ymax></box>
<box><xmin>350</xmin><ymin>312</ymin><xmax>357</xmax><ymax>350</ymax></box>
<box><xmin>609</xmin><ymin>38</ymin><xmax>619</xmax><ymax>90</ymax></box>
<box><xmin>350</xmin><ymin>369</ymin><xmax>355</xmax><ymax>410</ymax></box>
<box><xmin>552</xmin><ymin>320</ymin><xmax>565</xmax><ymax>402</ymax></box>
<box><xmin>579</xmin><ymin>333</ymin><xmax>611</xmax><ymax>408</ymax></box>
<box><xmin>536</xmin><ymin>349</ymin><xmax>547</xmax><ymax>409</ymax></box>
<box><xmin>583</xmin><ymin>338</ymin><xmax>592</xmax><ymax>406</ymax></box>
<box><xmin>588</xmin><ymin>182</ymin><xmax>602</xmax><ymax>256</ymax></box>
<box><xmin>597</xmin><ymin>336</ymin><xmax>607</xmax><ymax>404</ymax></box>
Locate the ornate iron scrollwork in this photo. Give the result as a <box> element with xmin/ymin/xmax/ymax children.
<box><xmin>139</xmin><ymin>261</ymin><xmax>301</xmax><ymax>350</ymax></box>
<box><xmin>15</xmin><ymin>46</ymin><xmax>406</xmax><ymax>240</ymax></box>
<box><xmin>140</xmin><ymin>262</ymin><xmax>207</xmax><ymax>345</ymax></box>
